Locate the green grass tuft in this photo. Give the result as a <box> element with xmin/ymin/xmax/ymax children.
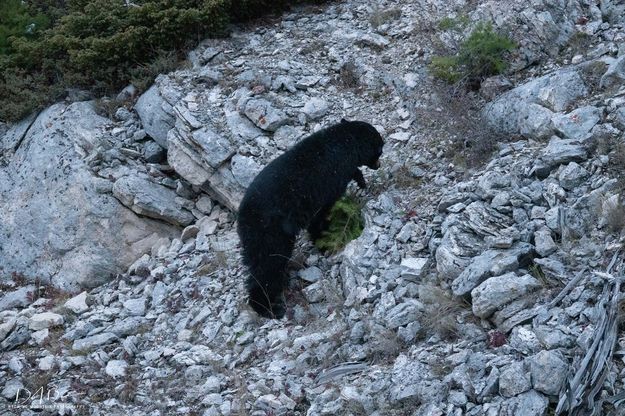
<box><xmin>314</xmin><ymin>195</ymin><xmax>364</xmax><ymax>253</ymax></box>
<box><xmin>438</xmin><ymin>15</ymin><xmax>469</xmax><ymax>31</ymax></box>
<box><xmin>430</xmin><ymin>22</ymin><xmax>516</xmax><ymax>86</ymax></box>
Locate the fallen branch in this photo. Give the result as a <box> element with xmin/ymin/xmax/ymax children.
<box><xmin>556</xmin><ymin>250</ymin><xmax>622</xmax><ymax>416</ymax></box>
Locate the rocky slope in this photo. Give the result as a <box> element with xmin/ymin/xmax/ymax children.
<box><xmin>1</xmin><ymin>0</ymin><xmax>625</xmax><ymax>415</ymax></box>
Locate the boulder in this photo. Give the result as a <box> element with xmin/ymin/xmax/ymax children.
<box><xmin>112</xmin><ymin>176</ymin><xmax>195</xmax><ymax>226</ymax></box>
<box><xmin>551</xmin><ymin>106</ymin><xmax>601</xmax><ymax>142</ymax></box>
<box><xmin>471</xmin><ymin>273</ymin><xmax>541</xmax><ymax>318</ymax></box>
<box><xmin>134</xmin><ymin>83</ymin><xmax>178</xmax><ymax>148</ymax></box>
<box><xmin>436</xmin><ymin>201</ymin><xmax>512</xmax><ymax>280</ymax></box>
<box><xmin>484</xmin><ymin>69</ymin><xmax>588</xmax><ymax>139</ymax></box>
<box><xmin>0</xmin><ymin>102</ymin><xmax>178</xmax><ymax>289</ymax></box>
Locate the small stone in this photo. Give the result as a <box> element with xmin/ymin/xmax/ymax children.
<box><xmin>128</xmin><ymin>254</ymin><xmax>151</xmax><ymax>277</ymax></box>
<box><xmin>485</xmin><ymin>235</ymin><xmax>514</xmax><ymax>249</ymax></box>
<box><xmin>135</xmin><ymin>85</ymin><xmax>174</xmax><ymax>148</ymax></box>
<box><xmin>0</xmin><ymin>317</ymin><xmax>16</xmax><ymax>342</ymax></box>
<box><xmin>509</xmin><ymin>326</ymin><xmax>542</xmax><ymax>355</ymax></box>
<box><xmin>544</xmin><ymin>207</ymin><xmax>560</xmax><ymax>232</ymax></box>
<box><xmin>244</xmin><ymin>98</ymin><xmax>289</xmax><ymax>132</ymax></box>
<box><xmin>491</xmin><ymin>191</ymin><xmax>511</xmax><ymax>208</ymax></box>
<box><xmin>552</xmin><ymin>106</ymin><xmax>601</xmax><ymax>141</ymax></box>
<box><xmin>178</xmin><ymin>329</ymin><xmax>193</xmax><ymax>342</ymax></box>
<box><xmin>300</xmin><ymin>267</ymin><xmax>323</xmax><ymax>283</ymax></box>
<box><xmin>534</xmin><ymin>228</ymin><xmax>557</xmax><ymax>257</ymax></box>
<box><xmin>1</xmin><ymin>324</ymin><xmax>30</xmax><ymax>350</ymax></box>
<box><xmin>175</xmin><ymin>181</ymin><xmax>194</xmax><ymax>199</ymax></box>
<box><xmin>2</xmin><ymin>378</ymin><xmax>24</xmax><ymax>400</ymax></box>
<box><xmin>72</xmin><ymin>332</ymin><xmax>118</xmax><ymax>352</ymax></box>
<box><xmin>181</xmin><ymin>224</ymin><xmax>200</xmax><ymax>242</ymax></box>
<box><xmin>385</xmin><ymin>300</ymin><xmax>422</xmax><ymax>329</ymax></box>
<box><xmin>558</xmin><ymin>162</ymin><xmax>588</xmax><ymax>190</ymax></box>
<box><xmin>115</xmin><ymin>107</ymin><xmax>132</xmax><ymax>121</ymax></box>
<box><xmin>123</xmin><ymin>297</ymin><xmax>146</xmax><ymax>316</ymax></box>
<box><xmin>448</xmin><ymin>390</ymin><xmax>468</xmax><ymax>406</ymax></box>
<box><xmin>196</xmin><ymin>196</ymin><xmax>213</xmax><ymax>214</ymax></box>
<box><xmin>452</xmin><ymin>244</ymin><xmax>533</xmax><ymax>297</ymax></box>
<box><xmin>506</xmin><ymin>390</ymin><xmax>549</xmax><ymax>416</ymax></box>
<box><xmin>197</xmin><ymin>217</ymin><xmax>219</xmax><ymax>236</ymax></box>
<box><xmin>538</xmin><ymin>137</ymin><xmax>587</xmax><ymax>172</ymax></box>
<box><xmin>528</xmin><ymin>350</ymin><xmax>568</xmax><ymax>395</ymax></box>
<box><xmin>302</xmin><ymin>282</ymin><xmax>325</xmax><ymax>303</ymax></box>
<box><xmin>534</xmin><ymin>325</ymin><xmax>574</xmax><ymax>349</ymax></box>
<box><xmin>231</xmin><ymin>154</ymin><xmax>263</xmax><ymax>188</ymax></box>
<box><xmin>303</xmin><ymin>97</ymin><xmax>329</xmax><ymax>120</ymax></box>
<box><xmin>143</xmin><ymin>140</ymin><xmax>167</xmax><ymax>163</ymax></box>
<box><xmin>132</xmin><ymin>129</ymin><xmax>147</xmax><ymax>142</ymax></box>
<box><xmin>0</xmin><ymin>286</ymin><xmax>35</xmax><ymax>312</ymax></box>
<box><xmin>600</xmin><ymin>54</ymin><xmax>625</xmax><ymax>89</ymax></box>
<box><xmin>400</xmin><ymin>257</ymin><xmax>430</xmax><ymax>281</ymax></box>
<box><xmin>38</xmin><ymin>355</ymin><xmax>55</xmax><ymax>371</ymax></box>
<box><xmin>151</xmin><ymin>281</ymin><xmax>168</xmax><ymax>306</ymax></box>
<box><xmin>113</xmin><ymin>176</ymin><xmax>195</xmax><ymax>226</ymax></box>
<box><xmin>64</xmin><ymin>291</ymin><xmax>89</xmax><ymax>314</ymax></box>
<box><xmin>29</xmin><ymin>312</ymin><xmax>64</xmax><ymax>331</ymax></box>
<box><xmin>31</xmin><ymin>328</ymin><xmax>49</xmax><ymax>345</ymax></box>
<box><xmin>395</xmin><ymin>222</ymin><xmax>417</xmax><ymax>243</ymax></box>
<box><xmin>105</xmin><ymin>360</ymin><xmax>128</xmax><ymax>378</ymax></box>
<box><xmin>530</xmin><ymin>206</ymin><xmax>546</xmax><ymax>219</ymax></box>
<box><xmin>8</xmin><ymin>357</ymin><xmax>23</xmax><ymax>374</ymax></box>
<box><xmin>389</xmin><ymin>131</ymin><xmax>411</xmax><ymax>141</ymax></box>
<box><xmin>255</xmin><ymin>394</ymin><xmax>283</xmax><ymax>413</ymax></box>
<box><xmin>499</xmin><ymin>362</ymin><xmax>532</xmax><ymax>397</ymax></box>
<box><xmin>171</xmin><ymin>345</ymin><xmax>222</xmax><ymax>366</ymax></box>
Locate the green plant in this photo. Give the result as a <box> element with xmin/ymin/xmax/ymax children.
<box><xmin>314</xmin><ymin>195</ymin><xmax>364</xmax><ymax>253</ymax></box>
<box><xmin>129</xmin><ymin>50</ymin><xmax>182</xmax><ymax>91</ymax></box>
<box><xmin>0</xmin><ymin>0</ymin><xmax>49</xmax><ymax>55</ymax></box>
<box><xmin>528</xmin><ymin>262</ymin><xmax>548</xmax><ymax>286</ymax></box>
<box><xmin>430</xmin><ymin>22</ymin><xmax>516</xmax><ymax>86</ymax></box>
<box><xmin>429</xmin><ymin>56</ymin><xmax>463</xmax><ymax>83</ymax></box>
<box><xmin>438</xmin><ymin>14</ymin><xmax>469</xmax><ymax>31</ymax></box>
<box><xmin>0</xmin><ymin>0</ymin><xmax>336</xmax><ymax>123</ymax></box>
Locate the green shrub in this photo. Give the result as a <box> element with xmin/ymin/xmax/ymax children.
<box><xmin>314</xmin><ymin>195</ymin><xmax>364</xmax><ymax>253</ymax></box>
<box><xmin>0</xmin><ymin>66</ymin><xmax>60</xmax><ymax>121</ymax></box>
<box><xmin>429</xmin><ymin>56</ymin><xmax>462</xmax><ymax>83</ymax></box>
<box><xmin>0</xmin><ymin>0</ymin><xmax>49</xmax><ymax>55</ymax></box>
<box><xmin>0</xmin><ymin>0</ymin><xmax>334</xmax><ymax>123</ymax></box>
<box><xmin>438</xmin><ymin>15</ymin><xmax>469</xmax><ymax>31</ymax></box>
<box><xmin>430</xmin><ymin>22</ymin><xmax>515</xmax><ymax>86</ymax></box>
<box><xmin>0</xmin><ymin>0</ymin><xmax>230</xmax><ymax>122</ymax></box>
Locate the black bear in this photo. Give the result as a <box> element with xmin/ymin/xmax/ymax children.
<box><xmin>237</xmin><ymin>119</ymin><xmax>384</xmax><ymax>318</ymax></box>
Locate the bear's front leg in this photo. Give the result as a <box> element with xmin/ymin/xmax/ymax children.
<box><xmin>307</xmin><ymin>204</ymin><xmax>333</xmax><ymax>241</ymax></box>
<box><xmin>353</xmin><ymin>168</ymin><xmax>366</xmax><ymax>189</ymax></box>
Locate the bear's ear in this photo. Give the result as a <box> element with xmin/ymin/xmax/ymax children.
<box><xmin>340</xmin><ymin>118</ymin><xmax>349</xmax><ymax>123</ymax></box>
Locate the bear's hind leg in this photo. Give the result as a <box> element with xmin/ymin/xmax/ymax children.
<box><xmin>245</xmin><ymin>230</ymin><xmax>295</xmax><ymax>319</ymax></box>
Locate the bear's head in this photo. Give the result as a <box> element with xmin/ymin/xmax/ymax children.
<box><xmin>341</xmin><ymin>119</ymin><xmax>384</xmax><ymax>169</ymax></box>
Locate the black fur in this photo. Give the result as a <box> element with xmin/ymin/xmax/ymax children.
<box><xmin>237</xmin><ymin>119</ymin><xmax>384</xmax><ymax>318</ymax></box>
